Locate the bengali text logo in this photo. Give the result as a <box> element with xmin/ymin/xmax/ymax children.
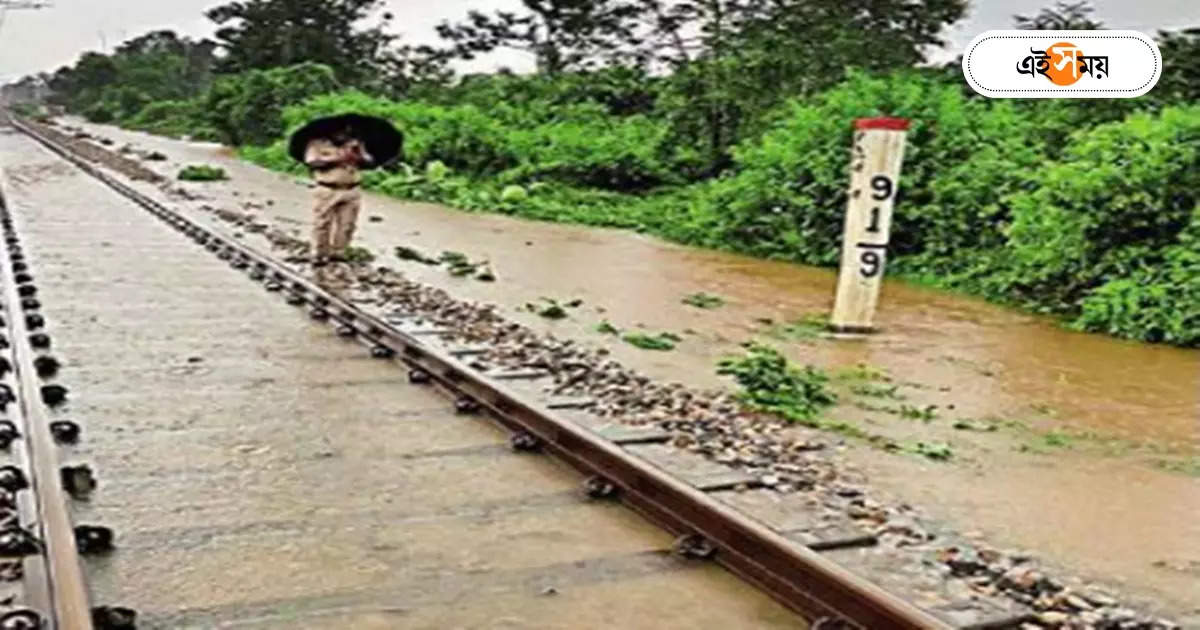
<box><xmin>963</xmin><ymin>31</ymin><xmax>1159</xmax><ymax>99</ymax></box>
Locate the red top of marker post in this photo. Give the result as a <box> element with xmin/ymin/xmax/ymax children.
<box><xmin>854</xmin><ymin>117</ymin><xmax>911</xmax><ymax>131</ymax></box>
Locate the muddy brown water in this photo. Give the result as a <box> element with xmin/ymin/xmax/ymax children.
<box><xmin>47</xmin><ymin>120</ymin><xmax>1200</xmax><ymax>620</ymax></box>
<box><xmin>0</xmin><ymin>129</ymin><xmax>805</xmax><ymax>628</ymax></box>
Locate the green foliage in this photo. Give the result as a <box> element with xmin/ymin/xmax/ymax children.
<box><xmin>681</xmin><ymin>292</ymin><xmax>724</xmax><ymax>309</ymax></box>
<box><xmin>596</xmin><ymin>320</ymin><xmax>621</xmax><ymax>335</ymax></box>
<box><xmin>205</xmin><ymin>0</ymin><xmax>399</xmax><ymax>86</ymax></box>
<box><xmin>717</xmin><ymin>343</ymin><xmax>837</xmax><ymax>425</ymax></box>
<box><xmin>897</xmin><ymin>404</ymin><xmax>939</xmax><ymax>421</ymax></box>
<box><xmin>907</xmin><ymin>441</ymin><xmax>953</xmax><ymax>461</ymax></box>
<box><xmin>705</xmin><ymin>71</ymin><xmax>1070</xmax><ymax>265</ymax></box>
<box><xmin>1001</xmin><ymin>108</ymin><xmax>1200</xmax><ymax>326</ymax></box>
<box><xmin>274</xmin><ymin>90</ymin><xmax>674</xmax><ymax>191</ymax></box>
<box><xmin>1074</xmin><ymin>228</ymin><xmax>1200</xmax><ymax>345</ymax></box>
<box><xmin>850</xmin><ymin>383</ymin><xmax>904</xmax><ymax>400</ymax></box>
<box><xmin>44</xmin><ymin>0</ymin><xmax>1200</xmax><ymax>349</ymax></box>
<box><xmin>177</xmin><ymin>165</ymin><xmax>229</xmax><ymax>181</ymax></box>
<box><xmin>47</xmin><ymin>32</ymin><xmax>217</xmax><ymax>118</ymax></box>
<box><xmin>124</xmin><ymin>100</ymin><xmax>220</xmax><ymax>140</ymax></box>
<box><xmin>202</xmin><ymin>62</ymin><xmax>341</xmax><ymax>146</ymax></box>
<box><xmin>623</xmin><ymin>332</ymin><xmax>679</xmax><ymax>351</ymax></box>
<box><xmin>762</xmin><ymin>314</ymin><xmax>829</xmax><ymax>341</ymax></box>
<box><xmin>393</xmin><ymin>244</ymin><xmax>438</xmax><ymax>264</ymax></box>
<box><xmin>342</xmin><ymin>246</ymin><xmax>375</xmax><ymax>263</ymax></box>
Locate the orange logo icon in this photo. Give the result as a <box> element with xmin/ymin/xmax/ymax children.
<box><xmin>1044</xmin><ymin>42</ymin><xmax>1084</xmax><ymax>85</ymax></box>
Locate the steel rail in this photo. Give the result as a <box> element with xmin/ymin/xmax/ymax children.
<box><xmin>12</xmin><ymin>116</ymin><xmax>955</xmax><ymax>630</ymax></box>
<box><xmin>0</xmin><ymin>166</ymin><xmax>94</xmax><ymax>628</ymax></box>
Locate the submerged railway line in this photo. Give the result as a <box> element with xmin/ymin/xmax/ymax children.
<box><xmin>0</xmin><ymin>113</ymin><xmax>1177</xmax><ymax>630</ymax></box>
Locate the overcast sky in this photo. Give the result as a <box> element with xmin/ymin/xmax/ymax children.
<box><xmin>1</xmin><ymin>0</ymin><xmax>1198</xmax><ymax>83</ymax></box>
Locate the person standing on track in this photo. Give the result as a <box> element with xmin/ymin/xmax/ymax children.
<box><xmin>303</xmin><ymin>126</ymin><xmax>374</xmax><ymax>267</ymax></box>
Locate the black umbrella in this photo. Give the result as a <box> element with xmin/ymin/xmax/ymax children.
<box><xmin>288</xmin><ymin>113</ymin><xmax>404</xmax><ymax>170</ymax></box>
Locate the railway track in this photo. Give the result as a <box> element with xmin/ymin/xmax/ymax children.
<box><xmin>0</xmin><ymin>114</ymin><xmax>1047</xmax><ymax>629</ymax></box>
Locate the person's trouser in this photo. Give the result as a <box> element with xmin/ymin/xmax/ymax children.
<box><xmin>312</xmin><ymin>186</ymin><xmax>362</xmax><ymax>259</ymax></box>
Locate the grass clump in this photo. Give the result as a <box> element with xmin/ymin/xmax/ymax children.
<box><xmin>952</xmin><ymin>418</ymin><xmax>999</xmax><ymax>432</ymax></box>
<box><xmin>596</xmin><ymin>320</ymin><xmax>620</xmax><ymax>335</ymax></box>
<box><xmin>898</xmin><ymin>404</ymin><xmax>939</xmax><ymax>422</ymax></box>
<box><xmin>623</xmin><ymin>332</ymin><xmax>680</xmax><ymax>351</ymax></box>
<box><xmin>525</xmin><ymin>297</ymin><xmax>581</xmax><ymax>320</ymax></box>
<box><xmin>907</xmin><ymin>441</ymin><xmax>954</xmax><ymax>461</ymax></box>
<box><xmin>682</xmin><ymin>292</ymin><xmax>725</xmax><ymax>309</ymax></box>
<box><xmin>177</xmin><ymin>164</ymin><xmax>228</xmax><ymax>181</ymax></box>
<box><xmin>850</xmin><ymin>383</ymin><xmax>904</xmax><ymax>400</ymax></box>
<box><xmin>394</xmin><ymin>245</ymin><xmax>438</xmax><ymax>264</ymax></box>
<box><xmin>833</xmin><ymin>363</ymin><xmax>890</xmax><ymax>383</ymax></box>
<box><xmin>761</xmin><ymin>313</ymin><xmax>828</xmax><ymax>341</ymax></box>
<box><xmin>716</xmin><ymin>343</ymin><xmax>837</xmax><ymax>426</ymax></box>
<box><xmin>341</xmin><ymin>246</ymin><xmax>375</xmax><ymax>264</ymax></box>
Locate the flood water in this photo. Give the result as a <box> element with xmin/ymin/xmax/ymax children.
<box><xmin>68</xmin><ymin>120</ymin><xmax>1200</xmax><ymax>620</ymax></box>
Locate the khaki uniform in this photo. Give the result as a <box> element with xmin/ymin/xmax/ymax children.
<box><xmin>304</xmin><ymin>137</ymin><xmax>372</xmax><ymax>259</ymax></box>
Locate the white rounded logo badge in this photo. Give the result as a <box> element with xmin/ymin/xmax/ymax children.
<box><xmin>962</xmin><ymin>30</ymin><xmax>1161</xmax><ymax>98</ymax></box>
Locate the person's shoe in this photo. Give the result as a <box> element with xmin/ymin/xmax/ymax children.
<box><xmin>312</xmin><ymin>257</ymin><xmax>329</xmax><ymax>268</ymax></box>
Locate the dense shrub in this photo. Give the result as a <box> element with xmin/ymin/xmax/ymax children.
<box><xmin>202</xmin><ymin>62</ymin><xmax>341</xmax><ymax>146</ymax></box>
<box><xmin>699</xmin><ymin>71</ymin><xmax>1078</xmax><ymax>266</ymax></box>
<box><xmin>1001</xmin><ymin>107</ymin><xmax>1200</xmax><ymax>314</ymax></box>
<box><xmin>1075</xmin><ymin>229</ymin><xmax>1200</xmax><ymax>346</ymax></box>
<box><xmin>124</xmin><ymin>99</ymin><xmax>219</xmax><ymax>140</ymax></box>
<box><xmin>278</xmin><ymin>90</ymin><xmax>674</xmax><ymax>190</ymax></box>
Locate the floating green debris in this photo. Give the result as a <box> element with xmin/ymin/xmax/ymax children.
<box><xmin>850</xmin><ymin>383</ymin><xmax>904</xmax><ymax>400</ymax></box>
<box><xmin>682</xmin><ymin>292</ymin><xmax>725</xmax><ymax>309</ymax></box>
<box><xmin>716</xmin><ymin>343</ymin><xmax>837</xmax><ymax>425</ymax></box>
<box><xmin>596</xmin><ymin>320</ymin><xmax>620</xmax><ymax>335</ymax></box>
<box><xmin>177</xmin><ymin>164</ymin><xmax>228</xmax><ymax>181</ymax></box>
<box><xmin>342</xmin><ymin>246</ymin><xmax>375</xmax><ymax>264</ymax></box>
<box><xmin>394</xmin><ymin>245</ymin><xmax>438</xmax><ymax>264</ymax></box>
<box><xmin>623</xmin><ymin>332</ymin><xmax>678</xmax><ymax>351</ymax></box>
<box><xmin>898</xmin><ymin>404</ymin><xmax>938</xmax><ymax>422</ymax></box>
<box><xmin>908</xmin><ymin>441</ymin><xmax>953</xmax><ymax>461</ymax></box>
<box><xmin>952</xmin><ymin>419</ymin><xmax>999</xmax><ymax>432</ymax></box>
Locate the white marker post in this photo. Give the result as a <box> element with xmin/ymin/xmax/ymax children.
<box><xmin>829</xmin><ymin>117</ymin><xmax>910</xmax><ymax>334</ymax></box>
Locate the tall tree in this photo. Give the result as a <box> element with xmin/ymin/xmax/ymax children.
<box><xmin>205</xmin><ymin>0</ymin><xmax>397</xmax><ymax>85</ymax></box>
<box><xmin>1014</xmin><ymin>1</ymin><xmax>1104</xmax><ymax>30</ymax></box>
<box><xmin>433</xmin><ymin>0</ymin><xmax>644</xmax><ymax>74</ymax></box>
<box><xmin>657</xmin><ymin>0</ymin><xmax>969</xmax><ymax>175</ymax></box>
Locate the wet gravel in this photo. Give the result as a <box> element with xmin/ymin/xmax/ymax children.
<box><xmin>210</xmin><ymin>216</ymin><xmax>1183</xmax><ymax>630</ymax></box>
<box><xmin>36</xmin><ymin>121</ymin><xmax>1189</xmax><ymax>630</ymax></box>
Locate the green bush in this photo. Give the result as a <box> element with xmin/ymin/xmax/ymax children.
<box><xmin>1002</xmin><ymin>107</ymin><xmax>1200</xmax><ymax>315</ymax></box>
<box><xmin>717</xmin><ymin>343</ymin><xmax>837</xmax><ymax>425</ymax></box>
<box><xmin>124</xmin><ymin>99</ymin><xmax>219</xmax><ymax>140</ymax></box>
<box><xmin>202</xmin><ymin>62</ymin><xmax>341</xmax><ymax>146</ymax></box>
<box><xmin>83</xmin><ymin>101</ymin><xmax>116</xmax><ymax>124</ymax></box>
<box><xmin>1075</xmin><ymin>240</ymin><xmax>1200</xmax><ymax>346</ymax></box>
<box><xmin>277</xmin><ymin>90</ymin><xmax>674</xmax><ymax>191</ymax></box>
<box><xmin>700</xmin><ymin>71</ymin><xmax>1078</xmax><ymax>266</ymax></box>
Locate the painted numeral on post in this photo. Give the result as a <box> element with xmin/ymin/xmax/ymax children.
<box><xmin>859</xmin><ymin>250</ymin><xmax>882</xmax><ymax>278</ymax></box>
<box><xmin>870</xmin><ymin>175</ymin><xmax>894</xmax><ymax>201</ymax></box>
<box><xmin>866</xmin><ymin>207</ymin><xmax>881</xmax><ymax>233</ymax></box>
